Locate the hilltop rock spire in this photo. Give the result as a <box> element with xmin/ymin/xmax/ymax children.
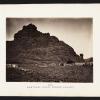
<box><xmin>23</xmin><ymin>23</ymin><xmax>37</xmax><ymax>31</ymax></box>
<box><xmin>14</xmin><ymin>24</ymin><xmax>42</xmax><ymax>41</ymax></box>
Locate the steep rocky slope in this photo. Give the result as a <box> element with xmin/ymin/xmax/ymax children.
<box><xmin>6</xmin><ymin>24</ymin><xmax>83</xmax><ymax>64</ymax></box>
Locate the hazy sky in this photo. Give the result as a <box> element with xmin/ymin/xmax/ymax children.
<box><xmin>6</xmin><ymin>18</ymin><xmax>93</xmax><ymax>58</ymax></box>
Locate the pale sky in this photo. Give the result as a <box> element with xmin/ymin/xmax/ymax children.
<box><xmin>6</xmin><ymin>18</ymin><xmax>93</xmax><ymax>58</ymax></box>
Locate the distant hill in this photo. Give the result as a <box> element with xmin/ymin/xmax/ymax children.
<box><xmin>6</xmin><ymin>24</ymin><xmax>84</xmax><ymax>64</ymax></box>
<box><xmin>85</xmin><ymin>57</ymin><xmax>93</xmax><ymax>62</ymax></box>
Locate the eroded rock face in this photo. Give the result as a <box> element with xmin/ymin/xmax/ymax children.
<box><xmin>6</xmin><ymin>24</ymin><xmax>83</xmax><ymax>64</ymax></box>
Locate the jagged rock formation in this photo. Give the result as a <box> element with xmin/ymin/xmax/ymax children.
<box><xmin>6</xmin><ymin>24</ymin><xmax>83</xmax><ymax>64</ymax></box>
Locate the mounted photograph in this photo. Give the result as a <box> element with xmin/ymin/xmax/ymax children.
<box><xmin>6</xmin><ymin>18</ymin><xmax>93</xmax><ymax>82</ymax></box>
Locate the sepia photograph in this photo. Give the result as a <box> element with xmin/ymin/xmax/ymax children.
<box><xmin>0</xmin><ymin>3</ymin><xmax>100</xmax><ymax>96</ymax></box>
<box><xmin>6</xmin><ymin>18</ymin><xmax>93</xmax><ymax>82</ymax></box>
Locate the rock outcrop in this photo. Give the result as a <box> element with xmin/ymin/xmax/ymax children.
<box><xmin>6</xmin><ymin>24</ymin><xmax>83</xmax><ymax>64</ymax></box>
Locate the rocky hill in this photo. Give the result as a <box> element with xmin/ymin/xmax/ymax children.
<box><xmin>6</xmin><ymin>24</ymin><xmax>83</xmax><ymax>64</ymax></box>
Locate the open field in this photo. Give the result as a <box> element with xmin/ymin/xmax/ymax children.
<box><xmin>6</xmin><ymin>63</ymin><xmax>93</xmax><ymax>82</ymax></box>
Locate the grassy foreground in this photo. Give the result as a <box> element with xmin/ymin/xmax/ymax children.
<box><xmin>6</xmin><ymin>63</ymin><xmax>93</xmax><ymax>82</ymax></box>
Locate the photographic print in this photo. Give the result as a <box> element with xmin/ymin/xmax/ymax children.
<box><xmin>6</xmin><ymin>18</ymin><xmax>93</xmax><ymax>82</ymax></box>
